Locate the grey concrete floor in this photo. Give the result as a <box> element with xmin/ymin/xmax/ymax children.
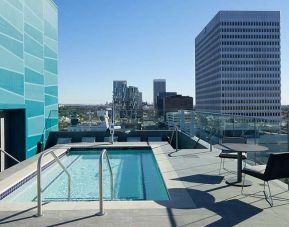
<box><xmin>1</xmin><ymin>145</ymin><xmax>289</xmax><ymax>226</ymax></box>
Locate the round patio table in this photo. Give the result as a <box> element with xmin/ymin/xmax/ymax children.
<box><xmin>214</xmin><ymin>143</ymin><xmax>268</xmax><ymax>186</ymax></box>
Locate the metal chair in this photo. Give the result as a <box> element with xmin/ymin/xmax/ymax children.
<box><xmin>219</xmin><ymin>137</ymin><xmax>247</xmax><ymax>175</ymax></box>
<box><xmin>242</xmin><ymin>152</ymin><xmax>289</xmax><ymax>206</ymax></box>
<box><xmin>57</xmin><ymin>137</ymin><xmax>72</xmax><ymax>144</ymax></box>
<box><xmin>81</xmin><ymin>137</ymin><xmax>96</xmax><ymax>143</ymax></box>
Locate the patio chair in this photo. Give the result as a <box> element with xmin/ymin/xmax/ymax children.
<box><xmin>127</xmin><ymin>137</ymin><xmax>141</xmax><ymax>142</ymax></box>
<box><xmin>104</xmin><ymin>136</ymin><xmax>118</xmax><ymax>142</ymax></box>
<box><xmin>219</xmin><ymin>137</ymin><xmax>247</xmax><ymax>174</ymax></box>
<box><xmin>148</xmin><ymin>137</ymin><xmax>162</xmax><ymax>142</ymax></box>
<box><xmin>241</xmin><ymin>152</ymin><xmax>289</xmax><ymax>207</ymax></box>
<box><xmin>57</xmin><ymin>137</ymin><xmax>72</xmax><ymax>144</ymax></box>
<box><xmin>81</xmin><ymin>137</ymin><xmax>96</xmax><ymax>143</ymax></box>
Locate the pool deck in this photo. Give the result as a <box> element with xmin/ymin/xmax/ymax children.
<box><xmin>1</xmin><ymin>142</ymin><xmax>289</xmax><ymax>226</ymax></box>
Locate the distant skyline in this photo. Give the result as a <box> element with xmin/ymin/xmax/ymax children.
<box><xmin>56</xmin><ymin>0</ymin><xmax>289</xmax><ymax>105</ymax></box>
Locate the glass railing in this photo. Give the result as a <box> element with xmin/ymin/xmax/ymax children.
<box><xmin>191</xmin><ymin>111</ymin><xmax>289</xmax><ymax>165</ymax></box>
<box><xmin>39</xmin><ymin>110</ymin><xmax>59</xmax><ymax>150</ymax></box>
<box><xmin>56</xmin><ymin>106</ymin><xmax>288</xmax><ymax>165</ymax></box>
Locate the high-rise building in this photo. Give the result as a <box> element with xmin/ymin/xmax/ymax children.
<box><xmin>157</xmin><ymin>92</ymin><xmax>177</xmax><ymax>116</ymax></box>
<box><xmin>195</xmin><ymin>11</ymin><xmax>281</xmax><ymax>119</ymax></box>
<box><xmin>163</xmin><ymin>95</ymin><xmax>194</xmax><ymax>117</ymax></box>
<box><xmin>153</xmin><ymin>79</ymin><xmax>166</xmax><ymax>108</ymax></box>
<box><xmin>113</xmin><ymin>81</ymin><xmax>127</xmax><ymax>119</ymax></box>
<box><xmin>113</xmin><ymin>81</ymin><xmax>143</xmax><ymax>120</ymax></box>
<box><xmin>0</xmin><ymin>0</ymin><xmax>58</xmax><ymax>167</ymax></box>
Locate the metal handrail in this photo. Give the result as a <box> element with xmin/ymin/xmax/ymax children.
<box><xmin>169</xmin><ymin>129</ymin><xmax>175</xmax><ymax>145</ymax></box>
<box><xmin>98</xmin><ymin>149</ymin><xmax>113</xmax><ymax>216</ymax></box>
<box><xmin>169</xmin><ymin>126</ymin><xmax>179</xmax><ymax>152</ymax></box>
<box><xmin>0</xmin><ymin>149</ymin><xmax>20</xmax><ymax>164</ymax></box>
<box><xmin>37</xmin><ymin>150</ymin><xmax>71</xmax><ymax>217</ymax></box>
<box><xmin>175</xmin><ymin>126</ymin><xmax>179</xmax><ymax>151</ymax></box>
<box><xmin>38</xmin><ymin>110</ymin><xmax>58</xmax><ymax>153</ymax></box>
<box><xmin>110</xmin><ymin>124</ymin><xmax>115</xmax><ymax>144</ymax></box>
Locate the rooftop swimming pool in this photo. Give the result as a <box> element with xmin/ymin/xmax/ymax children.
<box><xmin>2</xmin><ymin>148</ymin><xmax>169</xmax><ymax>202</ymax></box>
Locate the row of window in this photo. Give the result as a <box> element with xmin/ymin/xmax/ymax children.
<box><xmin>221</xmin><ymin>47</ymin><xmax>280</xmax><ymax>52</ymax></box>
<box><xmin>196</xmin><ymin>22</ymin><xmax>280</xmax><ymax>54</ymax></box>
<box><xmin>196</xmin><ymin>98</ymin><xmax>221</xmax><ymax>103</ymax></box>
<box><xmin>222</xmin><ymin>60</ymin><xmax>279</xmax><ymax>65</ymax></box>
<box><xmin>222</xmin><ymin>67</ymin><xmax>280</xmax><ymax>72</ymax></box>
<box><xmin>221</xmin><ymin>28</ymin><xmax>279</xmax><ymax>33</ymax></box>
<box><xmin>221</xmin><ymin>34</ymin><xmax>279</xmax><ymax>39</ymax></box>
<box><xmin>222</xmin><ymin>41</ymin><xmax>280</xmax><ymax>46</ymax></box>
<box><xmin>196</xmin><ymin>76</ymin><xmax>281</xmax><ymax>89</ymax></box>
<box><xmin>222</xmin><ymin>93</ymin><xmax>280</xmax><ymax>98</ymax></box>
<box><xmin>222</xmin><ymin>80</ymin><xmax>280</xmax><ymax>85</ymax></box>
<box><xmin>222</xmin><ymin>100</ymin><xmax>280</xmax><ymax>104</ymax></box>
<box><xmin>196</xmin><ymin>36</ymin><xmax>219</xmax><ymax>57</ymax></box>
<box><xmin>196</xmin><ymin>50</ymin><xmax>220</xmax><ymax>67</ymax></box>
<box><xmin>221</xmin><ymin>21</ymin><xmax>280</xmax><ymax>26</ymax></box>
<box><xmin>197</xmin><ymin>62</ymin><xmax>220</xmax><ymax>75</ymax></box>
<box><xmin>223</xmin><ymin>112</ymin><xmax>280</xmax><ymax>117</ymax></box>
<box><xmin>222</xmin><ymin>106</ymin><xmax>280</xmax><ymax>110</ymax></box>
<box><xmin>196</xmin><ymin>46</ymin><xmax>280</xmax><ymax>66</ymax></box>
<box><xmin>196</xmin><ymin>96</ymin><xmax>280</xmax><ymax>104</ymax></box>
<box><xmin>222</xmin><ymin>74</ymin><xmax>280</xmax><ymax>78</ymax></box>
<box><xmin>221</xmin><ymin>54</ymin><xmax>279</xmax><ymax>58</ymax></box>
<box><xmin>222</xmin><ymin>86</ymin><xmax>280</xmax><ymax>91</ymax></box>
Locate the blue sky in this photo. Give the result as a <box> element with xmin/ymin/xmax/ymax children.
<box><xmin>56</xmin><ymin>0</ymin><xmax>289</xmax><ymax>105</ymax></box>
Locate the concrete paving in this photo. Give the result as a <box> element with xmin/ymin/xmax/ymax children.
<box><xmin>1</xmin><ymin>143</ymin><xmax>289</xmax><ymax>226</ymax></box>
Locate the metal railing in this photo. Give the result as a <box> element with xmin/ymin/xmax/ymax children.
<box><xmin>110</xmin><ymin>124</ymin><xmax>115</xmax><ymax>144</ymax></box>
<box><xmin>169</xmin><ymin>126</ymin><xmax>179</xmax><ymax>152</ymax></box>
<box><xmin>0</xmin><ymin>148</ymin><xmax>20</xmax><ymax>164</ymax></box>
<box><xmin>37</xmin><ymin>110</ymin><xmax>59</xmax><ymax>153</ymax></box>
<box><xmin>192</xmin><ymin>111</ymin><xmax>289</xmax><ymax>165</ymax></box>
<box><xmin>37</xmin><ymin>150</ymin><xmax>71</xmax><ymax>217</ymax></box>
<box><xmin>98</xmin><ymin>149</ymin><xmax>113</xmax><ymax>216</ymax></box>
<box><xmin>175</xmin><ymin>126</ymin><xmax>179</xmax><ymax>152</ymax></box>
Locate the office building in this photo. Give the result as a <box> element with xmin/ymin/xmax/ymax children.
<box><xmin>113</xmin><ymin>81</ymin><xmax>127</xmax><ymax>119</ymax></box>
<box><xmin>195</xmin><ymin>11</ymin><xmax>281</xmax><ymax>119</ymax></box>
<box><xmin>153</xmin><ymin>79</ymin><xmax>166</xmax><ymax>108</ymax></box>
<box><xmin>127</xmin><ymin>86</ymin><xmax>143</xmax><ymax>118</ymax></box>
<box><xmin>113</xmin><ymin>81</ymin><xmax>143</xmax><ymax>120</ymax></box>
<box><xmin>157</xmin><ymin>92</ymin><xmax>177</xmax><ymax>116</ymax></box>
<box><xmin>163</xmin><ymin>95</ymin><xmax>194</xmax><ymax>116</ymax></box>
<box><xmin>0</xmin><ymin>0</ymin><xmax>58</xmax><ymax>168</ymax></box>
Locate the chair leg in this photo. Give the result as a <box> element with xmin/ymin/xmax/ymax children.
<box><xmin>241</xmin><ymin>174</ymin><xmax>246</xmax><ymax>194</ymax></box>
<box><xmin>264</xmin><ymin>181</ymin><xmax>273</xmax><ymax>207</ymax></box>
<box><xmin>219</xmin><ymin>158</ymin><xmax>223</xmax><ymax>175</ymax></box>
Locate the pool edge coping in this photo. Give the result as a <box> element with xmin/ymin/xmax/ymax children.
<box><xmin>0</xmin><ymin>142</ymin><xmax>196</xmax><ymax>211</ymax></box>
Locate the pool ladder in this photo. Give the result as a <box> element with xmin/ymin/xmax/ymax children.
<box><xmin>36</xmin><ymin>149</ymin><xmax>71</xmax><ymax>217</ymax></box>
<box><xmin>98</xmin><ymin>149</ymin><xmax>114</xmax><ymax>216</ymax></box>
<box><xmin>36</xmin><ymin>148</ymin><xmax>113</xmax><ymax>217</ymax></box>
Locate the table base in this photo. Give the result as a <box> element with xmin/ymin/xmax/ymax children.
<box><xmin>226</xmin><ymin>177</ymin><xmax>252</xmax><ymax>187</ymax></box>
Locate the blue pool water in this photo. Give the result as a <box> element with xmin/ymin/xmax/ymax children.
<box><xmin>2</xmin><ymin>149</ymin><xmax>169</xmax><ymax>202</ymax></box>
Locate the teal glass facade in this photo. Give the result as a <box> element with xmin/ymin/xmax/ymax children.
<box><xmin>0</xmin><ymin>0</ymin><xmax>58</xmax><ymax>159</ymax></box>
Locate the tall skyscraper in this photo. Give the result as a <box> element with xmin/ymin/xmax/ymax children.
<box><xmin>0</xmin><ymin>0</ymin><xmax>58</xmax><ymax>165</ymax></box>
<box><xmin>113</xmin><ymin>81</ymin><xmax>127</xmax><ymax>119</ymax></box>
<box><xmin>113</xmin><ymin>81</ymin><xmax>143</xmax><ymax>120</ymax></box>
<box><xmin>153</xmin><ymin>79</ymin><xmax>166</xmax><ymax>109</ymax></box>
<box><xmin>156</xmin><ymin>92</ymin><xmax>177</xmax><ymax>116</ymax></box>
<box><xmin>195</xmin><ymin>11</ymin><xmax>281</xmax><ymax>119</ymax></box>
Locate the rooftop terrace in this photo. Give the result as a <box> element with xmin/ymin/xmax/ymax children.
<box><xmin>0</xmin><ymin>140</ymin><xmax>289</xmax><ymax>226</ymax></box>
